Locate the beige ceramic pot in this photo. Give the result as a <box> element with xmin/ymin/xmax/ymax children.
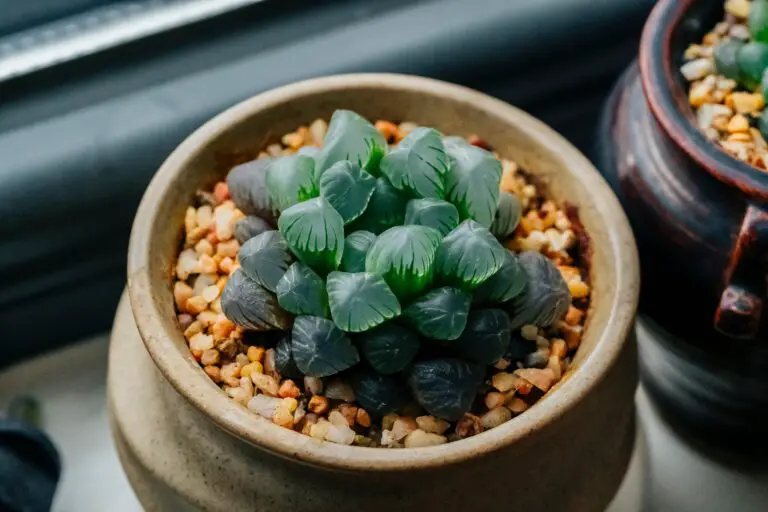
<box><xmin>109</xmin><ymin>73</ymin><xmax>640</xmax><ymax>511</ymax></box>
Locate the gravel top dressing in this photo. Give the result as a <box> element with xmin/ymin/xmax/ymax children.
<box><xmin>171</xmin><ymin>112</ymin><xmax>591</xmax><ymax>448</ymax></box>
<box><xmin>682</xmin><ymin>0</ymin><xmax>768</xmax><ymax>170</ymax></box>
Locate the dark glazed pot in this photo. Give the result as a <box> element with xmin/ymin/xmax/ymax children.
<box><xmin>597</xmin><ymin>0</ymin><xmax>768</xmax><ymax>457</ymax></box>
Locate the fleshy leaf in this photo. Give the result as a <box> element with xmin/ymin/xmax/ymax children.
<box><xmin>379</xmin><ymin>127</ymin><xmax>448</xmax><ymax>199</ymax></box>
<box><xmin>445</xmin><ymin>139</ymin><xmax>502</xmax><ymax>228</ymax></box>
<box><xmin>277</xmin><ymin>197</ymin><xmax>344</xmax><ymax>275</ymax></box>
<box><xmin>435</xmin><ymin>220</ymin><xmax>506</xmax><ymax>290</ymax></box>
<box><xmin>340</xmin><ymin>231</ymin><xmax>377</xmax><ymax>272</ymax></box>
<box><xmin>349</xmin><ymin>369</ymin><xmax>409</xmax><ymax>417</ymax></box>
<box><xmin>473</xmin><ymin>250</ymin><xmax>528</xmax><ymax>304</ymax></box>
<box><xmin>408</xmin><ymin>358</ymin><xmax>484</xmax><ymax>421</ymax></box>
<box><xmin>356</xmin><ymin>323</ymin><xmax>420</xmax><ymax>374</ymax></box>
<box><xmin>346</xmin><ymin>177</ymin><xmax>408</xmax><ymax>234</ymax></box>
<box><xmin>451</xmin><ymin>309</ymin><xmax>511</xmax><ymax>364</ymax></box>
<box><xmin>275</xmin><ymin>335</ymin><xmax>303</xmax><ymax>378</ymax></box>
<box><xmin>364</xmin><ymin>225</ymin><xmax>442</xmax><ymax>299</ymax></box>
<box><xmin>314</xmin><ymin>110</ymin><xmax>388</xmax><ymax>175</ymax></box>
<box><xmin>234</xmin><ymin>216</ymin><xmax>272</xmax><ymax>244</ymax></box>
<box><xmin>291</xmin><ymin>316</ymin><xmax>359</xmax><ymax>377</ymax></box>
<box><xmin>238</xmin><ymin>230</ymin><xmax>293</xmax><ymax>293</ymax></box>
<box><xmin>404</xmin><ymin>198</ymin><xmax>459</xmax><ymax>236</ymax></box>
<box><xmin>318</xmin><ymin>161</ymin><xmax>377</xmax><ymax>223</ymax></box>
<box><xmin>265</xmin><ymin>155</ymin><xmax>318</xmax><ymax>211</ymax></box>
<box><xmin>508</xmin><ymin>251</ymin><xmax>571</xmax><ymax>329</ymax></box>
<box><xmin>220</xmin><ymin>269</ymin><xmax>291</xmax><ymax>330</ymax></box>
<box><xmin>326</xmin><ymin>272</ymin><xmax>401</xmax><ymax>332</ymax></box>
<box><xmin>226</xmin><ymin>157</ymin><xmax>277</xmax><ymax>223</ymax></box>
<box><xmin>275</xmin><ymin>262</ymin><xmax>329</xmax><ymax>317</ymax></box>
<box><xmin>403</xmin><ymin>287</ymin><xmax>471</xmax><ymax>340</ymax></box>
<box><xmin>491</xmin><ymin>191</ymin><xmax>522</xmax><ymax>239</ymax></box>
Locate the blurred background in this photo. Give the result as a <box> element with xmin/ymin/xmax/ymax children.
<box><xmin>2</xmin><ymin>1</ymin><xmax>767</xmax><ymax>511</ymax></box>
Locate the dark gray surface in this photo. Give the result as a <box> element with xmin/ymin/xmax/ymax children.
<box><xmin>0</xmin><ymin>0</ymin><xmax>656</xmax><ymax>367</ymax></box>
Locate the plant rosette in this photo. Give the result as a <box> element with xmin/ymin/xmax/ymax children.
<box><xmin>173</xmin><ymin>111</ymin><xmax>589</xmax><ymax>447</ymax></box>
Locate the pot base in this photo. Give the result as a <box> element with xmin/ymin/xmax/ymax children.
<box><xmin>109</xmin><ymin>289</ymin><xmax>637</xmax><ymax>511</ymax></box>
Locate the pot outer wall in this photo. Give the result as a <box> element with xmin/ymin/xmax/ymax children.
<box><xmin>108</xmin><ymin>292</ymin><xmax>637</xmax><ymax>512</ymax></box>
<box><xmin>596</xmin><ymin>64</ymin><xmax>768</xmax><ymax>456</ymax></box>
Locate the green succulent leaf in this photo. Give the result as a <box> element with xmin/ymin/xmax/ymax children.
<box><xmin>277</xmin><ymin>197</ymin><xmax>344</xmax><ymax>275</ymax></box>
<box><xmin>220</xmin><ymin>269</ymin><xmax>292</xmax><ymax>330</ymax></box>
<box><xmin>408</xmin><ymin>358</ymin><xmax>485</xmax><ymax>421</ymax></box>
<box><xmin>275</xmin><ymin>262</ymin><xmax>329</xmax><ymax>317</ymax></box>
<box><xmin>314</xmin><ymin>110</ymin><xmax>388</xmax><ymax>175</ymax></box>
<box><xmin>404</xmin><ymin>198</ymin><xmax>459</xmax><ymax>236</ymax></box>
<box><xmin>349</xmin><ymin>369</ymin><xmax>409</xmax><ymax>417</ymax></box>
<box><xmin>435</xmin><ymin>220</ymin><xmax>507</xmax><ymax>290</ymax></box>
<box><xmin>318</xmin><ymin>161</ymin><xmax>377</xmax><ymax>223</ymax></box>
<box><xmin>445</xmin><ymin>139</ymin><xmax>502</xmax><ymax>228</ymax></box>
<box><xmin>714</xmin><ymin>40</ymin><xmax>744</xmax><ymax>81</ymax></box>
<box><xmin>750</xmin><ymin>0</ymin><xmax>768</xmax><ymax>44</ymax></box>
<box><xmin>327</xmin><ymin>272</ymin><xmax>402</xmax><ymax>332</ymax></box>
<box><xmin>340</xmin><ymin>231</ymin><xmax>377</xmax><ymax>272</ymax></box>
<box><xmin>356</xmin><ymin>323</ymin><xmax>420</xmax><ymax>375</ymax></box>
<box><xmin>508</xmin><ymin>251</ymin><xmax>570</xmax><ymax>329</ymax></box>
<box><xmin>404</xmin><ymin>287</ymin><xmax>472</xmax><ymax>340</ymax></box>
<box><xmin>365</xmin><ymin>225</ymin><xmax>442</xmax><ymax>299</ymax></box>
<box><xmin>265</xmin><ymin>155</ymin><xmax>318</xmax><ymax>211</ymax></box>
<box><xmin>491</xmin><ymin>191</ymin><xmax>522</xmax><ymax>239</ymax></box>
<box><xmin>238</xmin><ymin>230</ymin><xmax>293</xmax><ymax>293</ymax></box>
<box><xmin>473</xmin><ymin>250</ymin><xmax>528</xmax><ymax>304</ymax></box>
<box><xmin>291</xmin><ymin>316</ymin><xmax>359</xmax><ymax>377</ymax></box>
<box><xmin>346</xmin><ymin>177</ymin><xmax>408</xmax><ymax>234</ymax></box>
<box><xmin>379</xmin><ymin>127</ymin><xmax>449</xmax><ymax>199</ymax></box>
<box><xmin>738</xmin><ymin>42</ymin><xmax>768</xmax><ymax>90</ymax></box>
<box><xmin>451</xmin><ymin>309</ymin><xmax>511</xmax><ymax>364</ymax></box>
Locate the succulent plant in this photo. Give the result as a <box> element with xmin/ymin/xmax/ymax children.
<box><xmin>220</xmin><ymin>110</ymin><xmax>571</xmax><ymax>422</ymax></box>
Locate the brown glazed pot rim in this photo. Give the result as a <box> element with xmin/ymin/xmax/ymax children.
<box><xmin>127</xmin><ymin>74</ymin><xmax>639</xmax><ymax>472</ymax></box>
<box><xmin>639</xmin><ymin>0</ymin><xmax>768</xmax><ymax>200</ymax></box>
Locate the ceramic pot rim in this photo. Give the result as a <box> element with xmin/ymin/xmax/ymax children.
<box><xmin>639</xmin><ymin>0</ymin><xmax>768</xmax><ymax>200</ymax></box>
<box><xmin>127</xmin><ymin>73</ymin><xmax>639</xmax><ymax>472</ymax></box>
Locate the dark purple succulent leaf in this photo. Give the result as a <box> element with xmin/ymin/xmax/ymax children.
<box><xmin>220</xmin><ymin>269</ymin><xmax>291</xmax><ymax>330</ymax></box>
<box><xmin>226</xmin><ymin>157</ymin><xmax>277</xmax><ymax>223</ymax></box>
<box><xmin>291</xmin><ymin>316</ymin><xmax>359</xmax><ymax>377</ymax></box>
<box><xmin>234</xmin><ymin>216</ymin><xmax>273</xmax><ymax>244</ymax></box>
<box><xmin>451</xmin><ymin>309</ymin><xmax>511</xmax><ymax>365</ymax></box>
<box><xmin>508</xmin><ymin>251</ymin><xmax>570</xmax><ymax>329</ymax></box>
<box><xmin>408</xmin><ymin>358</ymin><xmax>484</xmax><ymax>421</ymax></box>
<box><xmin>349</xmin><ymin>369</ymin><xmax>410</xmax><ymax>417</ymax></box>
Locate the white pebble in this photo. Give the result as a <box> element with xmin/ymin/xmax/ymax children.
<box><xmin>325</xmin><ymin>423</ymin><xmax>356</xmax><ymax>445</ymax></box>
<box><xmin>480</xmin><ymin>407</ymin><xmax>512</xmax><ymax>429</ymax></box>
<box><xmin>403</xmin><ymin>430</ymin><xmax>447</xmax><ymax>448</ymax></box>
<box><xmin>680</xmin><ymin>58</ymin><xmax>715</xmax><ymax>81</ymax></box>
<box><xmin>304</xmin><ymin>376</ymin><xmax>323</xmax><ymax>396</ymax></box>
<box><xmin>176</xmin><ymin>249</ymin><xmax>200</xmax><ymax>280</ymax></box>
<box><xmin>247</xmin><ymin>395</ymin><xmax>282</xmax><ymax>418</ymax></box>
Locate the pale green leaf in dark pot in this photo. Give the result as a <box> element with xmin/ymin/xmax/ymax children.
<box><xmin>265</xmin><ymin>154</ymin><xmax>318</xmax><ymax>211</ymax></box>
<box><xmin>319</xmin><ymin>161</ymin><xmax>377</xmax><ymax>223</ymax></box>
<box><xmin>365</xmin><ymin>225</ymin><xmax>442</xmax><ymax>299</ymax></box>
<box><xmin>347</xmin><ymin>177</ymin><xmax>408</xmax><ymax>234</ymax></box>
<box><xmin>314</xmin><ymin>110</ymin><xmax>387</xmax><ymax>175</ymax></box>
<box><xmin>356</xmin><ymin>323</ymin><xmax>420</xmax><ymax>374</ymax></box>
<box><xmin>404</xmin><ymin>198</ymin><xmax>459</xmax><ymax>236</ymax></box>
<box><xmin>444</xmin><ymin>139</ymin><xmax>502</xmax><ymax>228</ymax></box>
<box><xmin>379</xmin><ymin>127</ymin><xmax>449</xmax><ymax>199</ymax></box>
<box><xmin>491</xmin><ymin>191</ymin><xmax>522</xmax><ymax>239</ymax></box>
<box><xmin>238</xmin><ymin>230</ymin><xmax>293</xmax><ymax>293</ymax></box>
<box><xmin>340</xmin><ymin>231</ymin><xmax>377</xmax><ymax>272</ymax></box>
<box><xmin>277</xmin><ymin>197</ymin><xmax>344</xmax><ymax>275</ymax></box>
<box><xmin>435</xmin><ymin>220</ymin><xmax>507</xmax><ymax>290</ymax></box>
<box><xmin>404</xmin><ymin>286</ymin><xmax>471</xmax><ymax>340</ymax></box>
<box><xmin>221</xmin><ymin>269</ymin><xmax>291</xmax><ymax>330</ymax></box>
<box><xmin>291</xmin><ymin>316</ymin><xmax>359</xmax><ymax>377</ymax></box>
<box><xmin>275</xmin><ymin>262</ymin><xmax>329</xmax><ymax>318</ymax></box>
<box><xmin>327</xmin><ymin>271</ymin><xmax>401</xmax><ymax>332</ymax></box>
<box><xmin>473</xmin><ymin>250</ymin><xmax>528</xmax><ymax>304</ymax></box>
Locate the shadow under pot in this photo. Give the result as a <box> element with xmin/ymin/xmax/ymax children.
<box><xmin>596</xmin><ymin>0</ymin><xmax>768</xmax><ymax>457</ymax></box>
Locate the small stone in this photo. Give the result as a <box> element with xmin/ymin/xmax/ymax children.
<box><xmin>251</xmin><ymin>373</ymin><xmax>279</xmax><ymax>396</ymax></box>
<box><xmin>455</xmin><ymin>413</ymin><xmax>484</xmax><ymax>439</ymax></box>
<box><xmin>725</xmin><ymin>0</ymin><xmax>750</xmax><ymax>19</ymax></box>
<box><xmin>689</xmin><ymin>80</ymin><xmax>715</xmax><ymax>108</ymax></box>
<box><xmin>220</xmin><ymin>362</ymin><xmax>241</xmax><ymax>387</ymax></box>
<box><xmin>727</xmin><ymin>132</ymin><xmax>753</xmax><ymax>143</ymax></box>
<box><xmin>211</xmin><ymin>317</ymin><xmax>235</xmax><ymax>341</ymax></box>
<box><xmin>392</xmin><ymin>417</ymin><xmax>418</xmax><ymax>441</ymax></box>
<box><xmin>375</xmin><ymin>120</ymin><xmax>398</xmax><ymax>142</ymax></box>
<box><xmin>189</xmin><ymin>333</ymin><xmax>214</xmax><ymax>353</ymax></box>
<box><xmin>728</xmin><ymin>92</ymin><xmax>765</xmax><ymax>114</ymax></box>
<box><xmin>194</xmin><ymin>238</ymin><xmax>215</xmax><ymax>256</ymax></box>
<box><xmin>278</xmin><ymin>379</ymin><xmax>301</xmax><ymax>399</ymax></box>
<box><xmin>308</xmin><ymin>395</ymin><xmax>329</xmax><ymax>415</ymax></box>
<box><xmin>304</xmin><ymin>376</ymin><xmax>323</xmax><ymax>396</ymax></box>
<box><xmin>204</xmin><ymin>365</ymin><xmax>221</xmax><ymax>382</ymax></box>
<box><xmin>480</xmin><ymin>407</ymin><xmax>512</xmax><ymax>429</ymax></box>
<box><xmin>484</xmin><ymin>392</ymin><xmax>507</xmax><ymax>410</ymax></box>
<box><xmin>183</xmin><ymin>321</ymin><xmax>203</xmax><ymax>339</ymax></box>
<box><xmin>177</xmin><ymin>313</ymin><xmax>194</xmax><ymax>330</ymax></box>
<box><xmin>240</xmin><ymin>362</ymin><xmax>263</xmax><ymax>378</ymax></box>
<box><xmin>201</xmin><ymin>285</ymin><xmax>220</xmax><ymax>303</ymax></box>
<box><xmin>547</xmin><ymin>355</ymin><xmax>563</xmax><ymax>380</ymax></box>
<box><xmin>396</xmin><ymin>122</ymin><xmax>418</xmax><ymax>139</ymax></box>
<box><xmin>198</xmin><ymin>254</ymin><xmax>218</xmax><ymax>274</ymax></box>
<box><xmin>355</xmin><ymin>408</ymin><xmax>372</xmax><ymax>428</ymax></box>
<box><xmin>266</xmin><ymin>143</ymin><xmax>283</xmax><ymax>157</ymax></box>
<box><xmin>219</xmin><ymin>257</ymin><xmax>235</xmax><ymax>275</ymax></box>
<box><xmin>247</xmin><ymin>346</ymin><xmax>265</xmax><ymax>362</ymax></box>
<box><xmin>520</xmin><ymin>325</ymin><xmax>539</xmax><ymax>340</ymax></box>
<box><xmin>404</xmin><ymin>430</ymin><xmax>447</xmax><ymax>448</ymax></box>
<box><xmin>195</xmin><ymin>205</ymin><xmax>214</xmax><ymax>231</ymax></box>
<box><xmin>184</xmin><ymin>207</ymin><xmax>197</xmax><ymax>233</ymax></box>
<box><xmin>494</xmin><ymin>358</ymin><xmax>512</xmax><ymax>370</ymax></box>
<box><xmin>214</xmin><ymin>204</ymin><xmax>237</xmax><ymax>242</ymax></box>
<box><xmin>173</xmin><ymin>281</ymin><xmax>194</xmax><ymax>311</ymax></box>
<box><xmin>176</xmin><ymin>249</ymin><xmax>200</xmax><ymax>280</ymax></box>
<box><xmin>309</xmin><ymin>118</ymin><xmax>328</xmax><ymax>145</ymax></box>
<box><xmin>200</xmin><ymin>349</ymin><xmax>220</xmax><ymax>366</ymax></box>
<box><xmin>216</xmin><ymin>239</ymin><xmax>240</xmax><ymax>258</ymax></box>
<box><xmin>382</xmin><ymin>414</ymin><xmax>398</xmax><ymax>431</ymax></box>
<box><xmin>325</xmin><ymin>423</ymin><xmax>356</xmax><ymax>445</ymax></box>
<box><xmin>264</xmin><ymin>349</ymin><xmax>277</xmax><ymax>376</ymax></box>
<box><xmin>728</xmin><ymin>114</ymin><xmax>750</xmax><ymax>133</ymax></box>
<box><xmin>680</xmin><ymin>58</ymin><xmax>715</xmax><ymax>81</ymax></box>
<box><xmin>248</xmin><ymin>394</ymin><xmax>283</xmax><ymax>418</ymax></box>
<box><xmin>514</xmin><ymin>368</ymin><xmax>556</xmax><ymax>392</ymax></box>
<box><xmin>282</xmin><ymin>131</ymin><xmax>305</xmax><ymax>149</ymax></box>
<box><xmin>507</xmin><ymin>397</ymin><xmax>529</xmax><ymax>414</ymax></box>
<box><xmin>491</xmin><ymin>372</ymin><xmax>522</xmax><ymax>393</ymax></box>
<box><xmin>551</xmin><ymin>338</ymin><xmax>568</xmax><ymax>358</ymax></box>
<box><xmin>336</xmin><ymin>404</ymin><xmax>359</xmax><ymax>427</ymax></box>
<box><xmin>415</xmin><ymin>416</ymin><xmax>450</xmax><ymax>435</ymax></box>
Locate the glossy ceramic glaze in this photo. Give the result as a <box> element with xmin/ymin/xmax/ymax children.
<box><xmin>596</xmin><ymin>0</ymin><xmax>768</xmax><ymax>455</ymax></box>
<box><xmin>110</xmin><ymin>73</ymin><xmax>640</xmax><ymax>510</ymax></box>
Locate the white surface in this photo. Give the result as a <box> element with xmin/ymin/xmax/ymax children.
<box><xmin>0</xmin><ymin>333</ymin><xmax>767</xmax><ymax>512</ymax></box>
